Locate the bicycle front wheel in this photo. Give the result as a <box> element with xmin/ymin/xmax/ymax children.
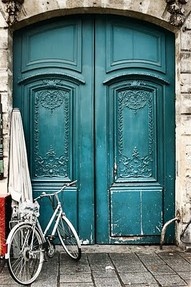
<box><xmin>57</xmin><ymin>215</ymin><xmax>81</xmax><ymax>260</ymax></box>
<box><xmin>7</xmin><ymin>223</ymin><xmax>44</xmax><ymax>285</ymax></box>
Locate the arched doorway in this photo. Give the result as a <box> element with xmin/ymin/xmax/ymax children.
<box><xmin>13</xmin><ymin>15</ymin><xmax>175</xmax><ymax>244</ymax></box>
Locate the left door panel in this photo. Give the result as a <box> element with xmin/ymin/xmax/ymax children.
<box><xmin>13</xmin><ymin>17</ymin><xmax>95</xmax><ymax>243</ymax></box>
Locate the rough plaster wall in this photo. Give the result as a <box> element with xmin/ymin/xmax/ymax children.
<box><xmin>0</xmin><ymin>0</ymin><xmax>191</xmax><ymax>246</ymax></box>
<box><xmin>176</xmin><ymin>11</ymin><xmax>191</xmax><ymax>247</ymax></box>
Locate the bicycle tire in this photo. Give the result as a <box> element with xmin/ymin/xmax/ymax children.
<box><xmin>57</xmin><ymin>215</ymin><xmax>81</xmax><ymax>260</ymax></box>
<box><xmin>7</xmin><ymin>223</ymin><xmax>44</xmax><ymax>285</ymax></box>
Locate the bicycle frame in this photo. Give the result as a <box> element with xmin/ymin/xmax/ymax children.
<box><xmin>36</xmin><ymin>198</ymin><xmax>63</xmax><ymax>241</ymax></box>
<box><xmin>34</xmin><ymin>181</ymin><xmax>77</xmax><ymax>243</ymax></box>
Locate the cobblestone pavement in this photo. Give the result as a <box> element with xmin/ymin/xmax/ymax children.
<box><xmin>0</xmin><ymin>245</ymin><xmax>191</xmax><ymax>287</ymax></box>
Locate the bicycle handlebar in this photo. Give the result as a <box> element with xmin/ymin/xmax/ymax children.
<box><xmin>34</xmin><ymin>180</ymin><xmax>77</xmax><ymax>202</ymax></box>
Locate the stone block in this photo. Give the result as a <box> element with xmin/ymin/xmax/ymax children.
<box><xmin>155</xmin><ymin>274</ymin><xmax>187</xmax><ymax>286</ymax></box>
<box><xmin>0</xmin><ymin>50</ymin><xmax>8</xmax><ymax>69</ymax></box>
<box><xmin>181</xmin><ymin>115</ymin><xmax>191</xmax><ymax>135</ymax></box>
<box><xmin>182</xmin><ymin>202</ymin><xmax>191</xmax><ymax>223</ymax></box>
<box><xmin>181</xmin><ymin>30</ymin><xmax>191</xmax><ymax>51</ymax></box>
<box><xmin>0</xmin><ymin>29</ymin><xmax>8</xmax><ymax>49</ymax></box>
<box><xmin>185</xmin><ymin>176</ymin><xmax>191</xmax><ymax>190</ymax></box>
<box><xmin>93</xmin><ymin>277</ymin><xmax>122</xmax><ymax>287</ymax></box>
<box><xmin>60</xmin><ymin>273</ymin><xmax>92</xmax><ymax>283</ymax></box>
<box><xmin>119</xmin><ymin>272</ymin><xmax>157</xmax><ymax>285</ymax></box>
<box><xmin>0</xmin><ymin>70</ymin><xmax>8</xmax><ymax>92</ymax></box>
<box><xmin>185</xmin><ymin>144</ymin><xmax>191</xmax><ymax>165</ymax></box>
<box><xmin>180</xmin><ymin>52</ymin><xmax>191</xmax><ymax>73</ymax></box>
<box><xmin>0</xmin><ymin>11</ymin><xmax>7</xmax><ymax>28</ymax></box>
<box><xmin>180</xmin><ymin>74</ymin><xmax>191</xmax><ymax>93</ymax></box>
<box><xmin>181</xmin><ymin>94</ymin><xmax>191</xmax><ymax>114</ymax></box>
<box><xmin>184</xmin><ymin>11</ymin><xmax>191</xmax><ymax>30</ymax></box>
<box><xmin>60</xmin><ymin>284</ymin><xmax>94</xmax><ymax>287</ymax></box>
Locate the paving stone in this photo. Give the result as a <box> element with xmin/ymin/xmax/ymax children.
<box><xmin>157</xmin><ymin>251</ymin><xmax>191</xmax><ymax>272</ymax></box>
<box><xmin>60</xmin><ymin>284</ymin><xmax>94</xmax><ymax>287</ymax></box>
<box><xmin>88</xmin><ymin>254</ymin><xmax>118</xmax><ymax>277</ymax></box>
<box><xmin>110</xmin><ymin>252</ymin><xmax>140</xmax><ymax>263</ymax></box>
<box><xmin>0</xmin><ymin>277</ymin><xmax>19</xmax><ymax>285</ymax></box>
<box><xmin>114</xmin><ymin>263</ymin><xmax>147</xmax><ymax>273</ymax></box>
<box><xmin>93</xmin><ymin>276</ymin><xmax>122</xmax><ymax>287</ymax></box>
<box><xmin>177</xmin><ymin>271</ymin><xmax>191</xmax><ymax>281</ymax></box>
<box><xmin>33</xmin><ymin>253</ymin><xmax>59</xmax><ymax>278</ymax></box>
<box><xmin>30</xmin><ymin>252</ymin><xmax>59</xmax><ymax>286</ymax></box>
<box><xmin>60</xmin><ymin>253</ymin><xmax>91</xmax><ymax>274</ymax></box>
<box><xmin>124</xmin><ymin>285</ymin><xmax>159</xmax><ymax>287</ymax></box>
<box><xmin>111</xmin><ymin>252</ymin><xmax>144</xmax><ymax>268</ymax></box>
<box><xmin>158</xmin><ymin>251</ymin><xmax>183</xmax><ymax>259</ymax></box>
<box><xmin>168</xmin><ymin>262</ymin><xmax>191</xmax><ymax>272</ymax></box>
<box><xmin>119</xmin><ymin>272</ymin><xmax>157</xmax><ymax>285</ymax></box>
<box><xmin>89</xmin><ymin>263</ymin><xmax>112</xmax><ymax>272</ymax></box>
<box><xmin>0</xmin><ymin>269</ymin><xmax>20</xmax><ymax>284</ymax></box>
<box><xmin>32</xmin><ymin>281</ymin><xmax>58</xmax><ymax>287</ymax></box>
<box><xmin>185</xmin><ymin>279</ymin><xmax>191</xmax><ymax>286</ymax></box>
<box><xmin>87</xmin><ymin>253</ymin><xmax>115</xmax><ymax>272</ymax></box>
<box><xmin>60</xmin><ymin>252</ymin><xmax>88</xmax><ymax>262</ymax></box>
<box><xmin>92</xmin><ymin>269</ymin><xmax>117</xmax><ymax>278</ymax></box>
<box><xmin>60</xmin><ymin>261</ymin><xmax>91</xmax><ymax>273</ymax></box>
<box><xmin>32</xmin><ymin>258</ymin><xmax>59</xmax><ymax>286</ymax></box>
<box><xmin>60</xmin><ymin>273</ymin><xmax>92</xmax><ymax>283</ymax></box>
<box><xmin>146</xmin><ymin>263</ymin><xmax>175</xmax><ymax>274</ymax></box>
<box><xmin>179</xmin><ymin>252</ymin><xmax>191</xmax><ymax>263</ymax></box>
<box><xmin>154</xmin><ymin>274</ymin><xmax>187</xmax><ymax>286</ymax></box>
<box><xmin>88</xmin><ymin>253</ymin><xmax>112</xmax><ymax>265</ymax></box>
<box><xmin>177</xmin><ymin>272</ymin><xmax>191</xmax><ymax>286</ymax></box>
<box><xmin>136</xmin><ymin>252</ymin><xmax>166</xmax><ymax>265</ymax></box>
<box><xmin>110</xmin><ymin>253</ymin><xmax>147</xmax><ymax>272</ymax></box>
<box><xmin>60</xmin><ymin>253</ymin><xmax>88</xmax><ymax>264</ymax></box>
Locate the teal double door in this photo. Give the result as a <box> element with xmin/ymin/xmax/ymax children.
<box><xmin>13</xmin><ymin>15</ymin><xmax>175</xmax><ymax>244</ymax></box>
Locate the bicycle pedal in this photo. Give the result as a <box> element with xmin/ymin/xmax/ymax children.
<box><xmin>47</xmin><ymin>235</ymin><xmax>55</xmax><ymax>241</ymax></box>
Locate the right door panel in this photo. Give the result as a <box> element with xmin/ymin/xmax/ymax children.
<box><xmin>95</xmin><ymin>16</ymin><xmax>175</xmax><ymax>244</ymax></box>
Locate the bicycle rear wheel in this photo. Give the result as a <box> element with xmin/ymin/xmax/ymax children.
<box><xmin>7</xmin><ymin>223</ymin><xmax>44</xmax><ymax>285</ymax></box>
<box><xmin>57</xmin><ymin>215</ymin><xmax>81</xmax><ymax>260</ymax></box>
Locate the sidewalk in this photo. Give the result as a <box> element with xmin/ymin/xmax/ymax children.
<box><xmin>0</xmin><ymin>245</ymin><xmax>191</xmax><ymax>287</ymax></box>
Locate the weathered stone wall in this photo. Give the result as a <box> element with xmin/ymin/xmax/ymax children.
<box><xmin>0</xmin><ymin>7</ymin><xmax>12</xmax><ymax>193</ymax></box>
<box><xmin>176</xmin><ymin>10</ymin><xmax>191</xmax><ymax>247</ymax></box>
<box><xmin>0</xmin><ymin>0</ymin><xmax>190</xmax><ymax>246</ymax></box>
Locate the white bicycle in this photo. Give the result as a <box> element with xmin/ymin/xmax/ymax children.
<box><xmin>5</xmin><ymin>180</ymin><xmax>81</xmax><ymax>285</ymax></box>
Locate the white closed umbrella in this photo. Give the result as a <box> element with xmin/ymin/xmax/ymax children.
<box><xmin>8</xmin><ymin>108</ymin><xmax>33</xmax><ymax>205</ymax></box>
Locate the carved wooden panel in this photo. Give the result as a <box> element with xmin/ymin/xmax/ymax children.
<box><xmin>113</xmin><ymin>80</ymin><xmax>157</xmax><ymax>182</ymax></box>
<box><xmin>31</xmin><ymin>82</ymin><xmax>72</xmax><ymax>179</ymax></box>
